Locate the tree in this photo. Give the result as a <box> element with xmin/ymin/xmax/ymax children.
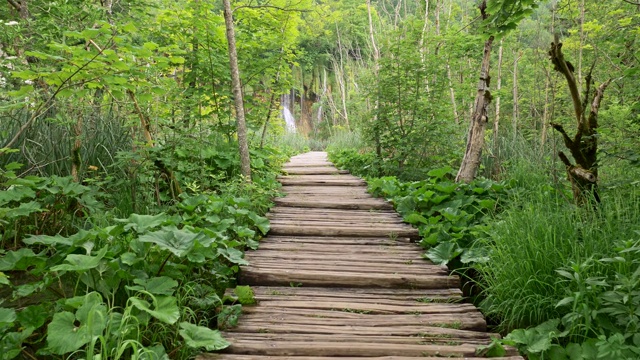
<box><xmin>223</xmin><ymin>0</ymin><xmax>252</xmax><ymax>180</ymax></box>
<box><xmin>548</xmin><ymin>35</ymin><xmax>610</xmax><ymax>204</ymax></box>
<box><xmin>456</xmin><ymin>0</ymin><xmax>539</xmax><ymax>183</ymax></box>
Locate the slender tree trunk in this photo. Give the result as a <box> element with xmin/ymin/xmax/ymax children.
<box><xmin>419</xmin><ymin>0</ymin><xmax>429</xmax><ymax>63</ymax></box>
<box><xmin>446</xmin><ymin>61</ymin><xmax>459</xmax><ymax>124</ymax></box>
<box><xmin>367</xmin><ymin>0</ymin><xmax>382</xmax><ymax>158</ymax></box>
<box><xmin>494</xmin><ymin>39</ymin><xmax>503</xmax><ymax>144</ymax></box>
<box><xmin>223</xmin><ymin>0</ymin><xmax>251</xmax><ymax>180</ymax></box>
<box><xmin>334</xmin><ymin>23</ymin><xmax>350</xmax><ymax>130</ymax></box>
<box><xmin>512</xmin><ymin>50</ymin><xmax>522</xmax><ymax>138</ymax></box>
<box><xmin>71</xmin><ymin>113</ymin><xmax>82</xmax><ymax>183</ymax></box>
<box><xmin>578</xmin><ymin>0</ymin><xmax>585</xmax><ymax>93</ymax></box>
<box><xmin>456</xmin><ymin>1</ymin><xmax>493</xmax><ymax>183</ymax></box>
<box><xmin>540</xmin><ymin>69</ymin><xmax>550</xmax><ymax>146</ymax></box>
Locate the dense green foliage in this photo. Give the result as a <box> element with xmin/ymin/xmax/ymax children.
<box><xmin>2</xmin><ymin>0</ymin><xmax>640</xmax><ymax>358</ymax></box>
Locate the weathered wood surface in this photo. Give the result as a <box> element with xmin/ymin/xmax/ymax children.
<box><xmin>199</xmin><ymin>151</ymin><xmax>521</xmax><ymax>360</ymax></box>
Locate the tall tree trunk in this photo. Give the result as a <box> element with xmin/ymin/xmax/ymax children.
<box><xmin>71</xmin><ymin>113</ymin><xmax>82</xmax><ymax>183</ymax></box>
<box><xmin>540</xmin><ymin>63</ymin><xmax>552</xmax><ymax>147</ymax></box>
<box><xmin>512</xmin><ymin>50</ymin><xmax>522</xmax><ymax>138</ymax></box>
<box><xmin>456</xmin><ymin>1</ymin><xmax>493</xmax><ymax>183</ymax></box>
<box><xmin>548</xmin><ymin>35</ymin><xmax>611</xmax><ymax>205</ymax></box>
<box><xmin>223</xmin><ymin>0</ymin><xmax>252</xmax><ymax>180</ymax></box>
<box><xmin>446</xmin><ymin>61</ymin><xmax>459</xmax><ymax>124</ymax></box>
<box><xmin>367</xmin><ymin>0</ymin><xmax>382</xmax><ymax>158</ymax></box>
<box><xmin>494</xmin><ymin>39</ymin><xmax>503</xmax><ymax>144</ymax></box>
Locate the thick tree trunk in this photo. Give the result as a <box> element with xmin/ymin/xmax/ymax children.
<box><xmin>455</xmin><ymin>1</ymin><xmax>493</xmax><ymax>183</ymax></box>
<box><xmin>223</xmin><ymin>0</ymin><xmax>252</xmax><ymax>180</ymax></box>
<box><xmin>548</xmin><ymin>36</ymin><xmax>611</xmax><ymax>205</ymax></box>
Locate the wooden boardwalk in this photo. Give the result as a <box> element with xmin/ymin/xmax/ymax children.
<box><xmin>200</xmin><ymin>152</ymin><xmax>522</xmax><ymax>360</ymax></box>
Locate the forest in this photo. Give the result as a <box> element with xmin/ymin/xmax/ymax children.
<box><xmin>0</xmin><ymin>0</ymin><xmax>639</xmax><ymax>358</ymax></box>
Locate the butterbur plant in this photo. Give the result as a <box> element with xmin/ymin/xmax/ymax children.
<box><xmin>366</xmin><ymin>167</ymin><xmax>510</xmax><ymax>267</ymax></box>
<box><xmin>0</xmin><ymin>188</ymin><xmax>270</xmax><ymax>358</ymax></box>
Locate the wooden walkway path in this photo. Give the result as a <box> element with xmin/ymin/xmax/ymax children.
<box><xmin>200</xmin><ymin>152</ymin><xmax>522</xmax><ymax>360</ymax></box>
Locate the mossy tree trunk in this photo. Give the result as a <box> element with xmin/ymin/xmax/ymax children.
<box><xmin>548</xmin><ymin>35</ymin><xmax>611</xmax><ymax>205</ymax></box>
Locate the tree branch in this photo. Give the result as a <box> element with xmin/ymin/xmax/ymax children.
<box><xmin>621</xmin><ymin>0</ymin><xmax>640</xmax><ymax>5</ymax></box>
<box><xmin>550</xmin><ymin>122</ymin><xmax>574</xmax><ymax>149</ymax></box>
<box><xmin>549</xmin><ymin>34</ymin><xmax>582</xmax><ymax>127</ymax></box>
<box><xmin>6</xmin><ymin>0</ymin><xmax>20</xmax><ymax>12</ymax></box>
<box><xmin>588</xmin><ymin>79</ymin><xmax>612</xmax><ymax>129</ymax></box>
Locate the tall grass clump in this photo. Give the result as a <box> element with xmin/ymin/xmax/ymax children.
<box><xmin>478</xmin><ymin>180</ymin><xmax>640</xmax><ymax>333</ymax></box>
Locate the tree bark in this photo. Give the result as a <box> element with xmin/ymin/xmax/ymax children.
<box><xmin>456</xmin><ymin>1</ymin><xmax>493</xmax><ymax>183</ymax></box>
<box><xmin>548</xmin><ymin>36</ymin><xmax>611</xmax><ymax>205</ymax></box>
<box><xmin>494</xmin><ymin>40</ymin><xmax>503</xmax><ymax>144</ymax></box>
<box><xmin>223</xmin><ymin>0</ymin><xmax>252</xmax><ymax>180</ymax></box>
<box><xmin>512</xmin><ymin>50</ymin><xmax>522</xmax><ymax>138</ymax></box>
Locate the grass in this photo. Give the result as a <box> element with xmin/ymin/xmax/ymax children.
<box><xmin>477</xmin><ymin>171</ymin><xmax>640</xmax><ymax>333</ymax></box>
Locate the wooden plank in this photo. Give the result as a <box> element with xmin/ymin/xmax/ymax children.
<box><xmin>268</xmin><ymin>208</ymin><xmax>397</xmax><ymax>215</ymax></box>
<box><xmin>249</xmin><ymin>294</ymin><xmax>455</xmax><ymax>306</ymax></box>
<box><xmin>278</xmin><ymin>174</ymin><xmax>362</xmax><ymax>181</ymax></box>
<box><xmin>254</xmin><ymin>242</ymin><xmax>423</xmax><ymax>254</ymax></box>
<box><xmin>239</xmin><ymin>300</ymin><xmax>477</xmax><ymax>315</ymax></box>
<box><xmin>244</xmin><ymin>252</ymin><xmax>427</xmax><ymax>264</ymax></box>
<box><xmin>274</xmin><ymin>199</ymin><xmax>392</xmax><ymax>211</ymax></box>
<box><xmin>217</xmin><ymin>339</ymin><xmax>482</xmax><ymax>357</ymax></box>
<box><xmin>223</xmin><ymin>332</ymin><xmax>491</xmax><ymax>345</ymax></box>
<box><xmin>268</xmin><ymin>220</ymin><xmax>412</xmax><ymax>229</ymax></box>
<box><xmin>240</xmin><ymin>259</ymin><xmax>440</xmax><ymax>275</ymax></box>
<box><xmin>249</xmin><ymin>286</ymin><xmax>462</xmax><ymax>300</ymax></box>
<box><xmin>238</xmin><ymin>268</ymin><xmax>460</xmax><ymax>288</ymax></box>
<box><xmin>200</xmin><ymin>356</ymin><xmax>525</xmax><ymax>360</ymax></box>
<box><xmin>258</xmin><ymin>236</ymin><xmax>414</xmax><ymax>245</ymax></box>
<box><xmin>279</xmin><ymin>179</ymin><xmax>365</xmax><ymax>186</ymax></box>
<box><xmin>237</xmin><ymin>311</ymin><xmax>486</xmax><ymax>331</ymax></box>
<box><xmin>226</xmin><ymin>323</ymin><xmax>494</xmax><ymax>340</ymax></box>
<box><xmin>283</xmin><ymin>168</ymin><xmax>350</xmax><ymax>175</ymax></box>
<box><xmin>269</xmin><ymin>225</ymin><xmax>417</xmax><ymax>239</ymax></box>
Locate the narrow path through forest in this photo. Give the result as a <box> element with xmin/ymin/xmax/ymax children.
<box><xmin>199</xmin><ymin>151</ymin><xmax>522</xmax><ymax>359</ymax></box>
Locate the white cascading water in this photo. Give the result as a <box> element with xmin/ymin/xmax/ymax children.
<box><xmin>281</xmin><ymin>93</ymin><xmax>297</xmax><ymax>133</ymax></box>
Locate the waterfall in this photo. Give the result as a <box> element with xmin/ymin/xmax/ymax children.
<box><xmin>281</xmin><ymin>93</ymin><xmax>297</xmax><ymax>133</ymax></box>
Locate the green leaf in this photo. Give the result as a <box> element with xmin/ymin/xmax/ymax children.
<box><xmin>217</xmin><ymin>304</ymin><xmax>242</xmax><ymax>330</ymax></box>
<box><xmin>50</xmin><ymin>247</ymin><xmax>108</xmax><ymax>272</ymax></box>
<box><xmin>127</xmin><ymin>277</ymin><xmax>178</xmax><ymax>296</ymax></box>
<box><xmin>178</xmin><ymin>322</ymin><xmax>230</xmax><ymax>351</ymax></box>
<box><xmin>566</xmin><ymin>343</ymin><xmax>582</xmax><ymax>360</ymax></box>
<box><xmin>0</xmin><ymin>307</ymin><xmax>17</xmax><ymax>325</ymax></box>
<box><xmin>46</xmin><ymin>293</ymin><xmax>107</xmax><ymax>355</ymax></box>
<box><xmin>249</xmin><ymin>212</ymin><xmax>270</xmax><ymax>235</ymax></box>
<box><xmin>460</xmin><ymin>247</ymin><xmax>490</xmax><ymax>264</ymax></box>
<box><xmin>404</xmin><ymin>213</ymin><xmax>429</xmax><ymax>225</ymax></box>
<box><xmin>46</xmin><ymin>312</ymin><xmax>89</xmax><ymax>354</ymax></box>
<box><xmin>118</xmin><ymin>213</ymin><xmax>168</xmax><ymax>233</ymax></box>
<box><xmin>0</xmin><ymin>272</ymin><xmax>10</xmax><ymax>286</ymax></box>
<box><xmin>0</xmin><ymin>248</ymin><xmax>46</xmax><ymax>271</ymax></box>
<box><xmin>427</xmin><ymin>166</ymin><xmax>453</xmax><ymax>179</ymax></box>
<box><xmin>129</xmin><ymin>296</ymin><xmax>179</xmax><ymax>324</ymax></box>
<box><xmin>137</xmin><ymin>226</ymin><xmax>204</xmax><ymax>257</ymax></box>
<box><xmin>218</xmin><ymin>247</ymin><xmax>249</xmax><ymax>265</ymax></box>
<box><xmin>234</xmin><ymin>285</ymin><xmax>257</xmax><ymax>305</ymax></box>
<box><xmin>17</xmin><ymin>304</ymin><xmax>48</xmax><ymax>330</ymax></box>
<box><xmin>425</xmin><ymin>241</ymin><xmax>462</xmax><ymax>266</ymax></box>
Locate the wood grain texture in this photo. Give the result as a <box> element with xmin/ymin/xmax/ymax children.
<box><xmin>199</xmin><ymin>152</ymin><xmax>522</xmax><ymax>359</ymax></box>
